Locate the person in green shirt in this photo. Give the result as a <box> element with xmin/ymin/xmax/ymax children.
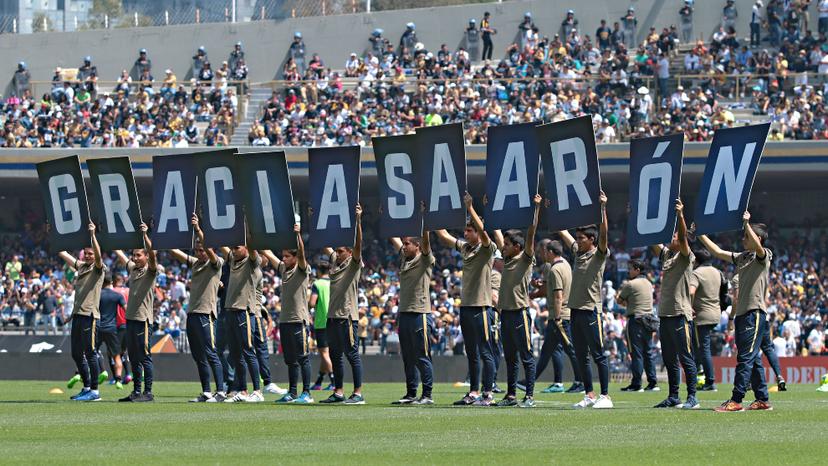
<box><xmin>5</xmin><ymin>255</ymin><xmax>22</xmax><ymax>282</ymax></box>
<box><xmin>310</xmin><ymin>260</ymin><xmax>334</xmax><ymax>391</ymax></box>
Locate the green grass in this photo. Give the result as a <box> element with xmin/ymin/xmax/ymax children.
<box><xmin>0</xmin><ymin>380</ymin><xmax>825</xmax><ymax>465</ymax></box>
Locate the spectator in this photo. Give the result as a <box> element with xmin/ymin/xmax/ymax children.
<box><xmin>134</xmin><ymin>48</ymin><xmax>151</xmax><ymax>79</ymax></box>
<box><xmin>680</xmin><ymin>1</ymin><xmax>694</xmax><ymax>43</ymax></box>
<box><xmin>12</xmin><ymin>62</ymin><xmax>30</xmax><ymax>97</ymax></box>
<box><xmin>192</xmin><ymin>46</ymin><xmax>208</xmax><ymax>76</ymax></box>
<box><xmin>481</xmin><ymin>12</ymin><xmax>496</xmax><ymax>60</ymax></box>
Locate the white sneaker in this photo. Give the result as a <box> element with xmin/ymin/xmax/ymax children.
<box><xmin>245</xmin><ymin>391</ymin><xmax>265</xmax><ymax>402</ymax></box>
<box><xmin>573</xmin><ymin>396</ymin><xmax>596</xmax><ymax>409</ymax></box>
<box><xmin>592</xmin><ymin>394</ymin><xmax>614</xmax><ymax>409</ymax></box>
<box><xmin>264</xmin><ymin>383</ymin><xmax>287</xmax><ymax>395</ymax></box>
<box><xmin>224</xmin><ymin>392</ymin><xmax>248</xmax><ymax>403</ymax></box>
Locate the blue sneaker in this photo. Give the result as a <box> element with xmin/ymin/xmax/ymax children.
<box><xmin>295</xmin><ymin>392</ymin><xmax>315</xmax><ymax>404</ymax></box>
<box><xmin>275</xmin><ymin>393</ymin><xmax>296</xmax><ymax>403</ymax></box>
<box><xmin>70</xmin><ymin>388</ymin><xmax>90</xmax><ymax>400</ymax></box>
<box><xmin>77</xmin><ymin>390</ymin><xmax>101</xmax><ymax>402</ymax></box>
<box><xmin>323</xmin><ymin>383</ymin><xmax>335</xmax><ymax>391</ymax></box>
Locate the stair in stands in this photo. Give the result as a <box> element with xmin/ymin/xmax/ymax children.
<box><xmin>230</xmin><ymin>87</ymin><xmax>276</xmax><ymax>147</ymax></box>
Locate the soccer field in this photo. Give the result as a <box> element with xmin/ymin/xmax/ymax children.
<box><xmin>0</xmin><ymin>381</ymin><xmax>824</xmax><ymax>465</ymax></box>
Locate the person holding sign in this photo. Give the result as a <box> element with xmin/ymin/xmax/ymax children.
<box><xmin>250</xmin><ymin>262</ymin><xmax>287</xmax><ymax>397</ymax></box>
<box><xmin>389</xmin><ymin>223</ymin><xmax>435</xmax><ymax>405</ymax></box>
<box><xmin>689</xmin><ymin>248</ymin><xmax>727</xmax><ymax>393</ymax></box>
<box><xmin>261</xmin><ymin>224</ymin><xmax>314</xmax><ymax>404</ymax></box>
<box><xmin>650</xmin><ymin>199</ymin><xmax>699</xmax><ymax>410</ymax></box>
<box><xmin>435</xmin><ymin>193</ymin><xmax>498</xmax><ymax>407</ymax></box>
<box><xmin>319</xmin><ymin>204</ymin><xmax>366</xmax><ymax>405</ymax></box>
<box><xmin>616</xmin><ymin>260</ymin><xmax>659</xmax><ymax>393</ymax></box>
<box><xmin>217</xmin><ymin>238</ymin><xmax>265</xmax><ymax>403</ymax></box>
<box><xmin>114</xmin><ymin>223</ymin><xmax>163</xmax><ymax>402</ymax></box>
<box><xmin>527</xmin><ymin>240</ymin><xmax>584</xmax><ymax>395</ymax></box>
<box><xmin>558</xmin><ymin>191</ymin><xmax>613</xmax><ymax>409</ymax></box>
<box><xmin>490</xmin><ymin>194</ymin><xmax>541</xmax><ymax>408</ymax></box>
<box><xmin>57</xmin><ymin>222</ymin><xmax>106</xmax><ymax>402</ymax></box>
<box><xmin>699</xmin><ymin>214</ymin><xmax>774</xmax><ymax>412</ymax></box>
<box><xmin>168</xmin><ymin>215</ymin><xmax>226</xmax><ymax>403</ymax></box>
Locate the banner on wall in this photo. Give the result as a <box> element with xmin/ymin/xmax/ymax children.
<box><xmin>308</xmin><ymin>146</ymin><xmax>361</xmax><ymax>248</ymax></box>
<box><xmin>36</xmin><ymin>155</ymin><xmax>91</xmax><ymax>253</ymax></box>
<box><xmin>693</xmin><ymin>123</ymin><xmax>771</xmax><ymax>235</ymax></box>
<box><xmin>86</xmin><ymin>156</ymin><xmax>144</xmax><ymax>251</ymax></box>
<box><xmin>152</xmin><ymin>153</ymin><xmax>198</xmax><ymax>250</ymax></box>
<box><xmin>416</xmin><ymin>123</ymin><xmax>467</xmax><ymax>231</ymax></box>
<box><xmin>484</xmin><ymin>122</ymin><xmax>540</xmax><ymax>230</ymax></box>
<box><xmin>627</xmin><ymin>133</ymin><xmax>685</xmax><ymax>249</ymax></box>
<box><xmin>195</xmin><ymin>149</ymin><xmax>245</xmax><ymax>248</ymax></box>
<box><xmin>238</xmin><ymin>151</ymin><xmax>297</xmax><ymax>251</ymax></box>
<box><xmin>373</xmin><ymin>134</ymin><xmax>421</xmax><ymax>238</ymax></box>
<box><xmin>537</xmin><ymin>115</ymin><xmax>602</xmax><ymax>231</ymax></box>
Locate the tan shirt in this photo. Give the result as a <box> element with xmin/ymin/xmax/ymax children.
<box><xmin>690</xmin><ymin>265</ymin><xmax>722</xmax><ymax>325</ymax></box>
<box><xmin>329</xmin><ymin>255</ymin><xmax>361</xmax><ymax>320</ymax></box>
<box><xmin>225</xmin><ymin>254</ymin><xmax>262</xmax><ymax>312</ymax></box>
<box><xmin>72</xmin><ymin>261</ymin><xmax>106</xmax><ymax>318</ymax></box>
<box><xmin>253</xmin><ymin>265</ymin><xmax>265</xmax><ymax>316</ymax></box>
<box><xmin>544</xmin><ymin>259</ymin><xmax>572</xmax><ymax>320</ymax></box>
<box><xmin>568</xmin><ymin>243</ymin><xmax>608</xmax><ymax>312</ymax></box>
<box><xmin>618</xmin><ymin>276</ymin><xmax>653</xmax><ymax>318</ymax></box>
<box><xmin>732</xmin><ymin>248</ymin><xmax>772</xmax><ymax>317</ymax></box>
<box><xmin>398</xmin><ymin>250</ymin><xmax>435</xmax><ymax>314</ymax></box>
<box><xmin>125</xmin><ymin>261</ymin><xmax>160</xmax><ymax>322</ymax></box>
<box><xmin>498</xmin><ymin>251</ymin><xmax>535</xmax><ymax>310</ymax></box>
<box><xmin>279</xmin><ymin>262</ymin><xmax>310</xmax><ymax>323</ymax></box>
<box><xmin>658</xmin><ymin>248</ymin><xmax>695</xmax><ymax>319</ymax></box>
<box><xmin>186</xmin><ymin>256</ymin><xmax>223</xmax><ymax>316</ymax></box>
<box><xmin>491</xmin><ymin>269</ymin><xmax>501</xmax><ymax>309</ymax></box>
<box><xmin>456</xmin><ymin>240</ymin><xmax>496</xmax><ymax>307</ymax></box>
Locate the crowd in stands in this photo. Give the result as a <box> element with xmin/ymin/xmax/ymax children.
<box><xmin>8</xmin><ymin>2</ymin><xmax>828</xmax><ymax>148</ymax></box>
<box><xmin>2</xmin><ymin>207</ymin><xmax>826</xmax><ymax>365</ymax></box>
<box><xmin>4</xmin><ymin>44</ymin><xmax>246</xmax><ymax>148</ymax></box>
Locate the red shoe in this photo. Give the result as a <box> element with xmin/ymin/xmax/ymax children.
<box><xmin>714</xmin><ymin>400</ymin><xmax>744</xmax><ymax>412</ymax></box>
<box><xmin>746</xmin><ymin>400</ymin><xmax>773</xmax><ymax>411</ymax></box>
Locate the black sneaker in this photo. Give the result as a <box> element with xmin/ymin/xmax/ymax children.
<box><xmin>565</xmin><ymin>382</ymin><xmax>585</xmax><ymax>393</ymax></box>
<box><xmin>211</xmin><ymin>392</ymin><xmax>227</xmax><ymax>402</ymax></box>
<box><xmin>343</xmin><ymin>394</ymin><xmax>365</xmax><ymax>405</ymax></box>
<box><xmin>491</xmin><ymin>383</ymin><xmax>505</xmax><ymax>394</ymax></box>
<box><xmin>412</xmin><ymin>396</ymin><xmax>434</xmax><ymax>405</ymax></box>
<box><xmin>654</xmin><ymin>397</ymin><xmax>682</xmax><ymax>408</ymax></box>
<box><xmin>135</xmin><ymin>392</ymin><xmax>154</xmax><ymax>402</ymax></box>
<box><xmin>392</xmin><ymin>395</ymin><xmax>418</xmax><ymax>405</ymax></box>
<box><xmin>519</xmin><ymin>396</ymin><xmax>536</xmax><ymax>408</ymax></box>
<box><xmin>644</xmin><ymin>382</ymin><xmax>661</xmax><ymax>392</ymax></box>
<box><xmin>515</xmin><ymin>380</ymin><xmax>527</xmax><ymax>392</ymax></box>
<box><xmin>699</xmin><ymin>384</ymin><xmax>718</xmax><ymax>392</ymax></box>
<box><xmin>319</xmin><ymin>393</ymin><xmax>346</xmax><ymax>404</ymax></box>
<box><xmin>777</xmin><ymin>378</ymin><xmax>787</xmax><ymax>392</ymax></box>
<box><xmin>473</xmin><ymin>393</ymin><xmax>494</xmax><ymax>406</ymax></box>
<box><xmin>495</xmin><ymin>396</ymin><xmax>518</xmax><ymax>407</ymax></box>
<box><xmin>452</xmin><ymin>393</ymin><xmax>479</xmax><ymax>406</ymax></box>
<box><xmin>189</xmin><ymin>393</ymin><xmax>213</xmax><ymax>403</ymax></box>
<box><xmin>118</xmin><ymin>391</ymin><xmax>141</xmax><ymax>402</ymax></box>
<box><xmin>620</xmin><ymin>385</ymin><xmax>643</xmax><ymax>392</ymax></box>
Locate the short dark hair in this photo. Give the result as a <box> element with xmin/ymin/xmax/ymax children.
<box><xmin>283</xmin><ymin>249</ymin><xmax>298</xmax><ymax>257</ymax></box>
<box><xmin>693</xmin><ymin>247</ymin><xmax>712</xmax><ymax>264</ymax></box>
<box><xmin>316</xmin><ymin>260</ymin><xmax>330</xmax><ymax>274</ymax></box>
<box><xmin>629</xmin><ymin>259</ymin><xmax>646</xmax><ymax>272</ymax></box>
<box><xmin>546</xmin><ymin>240</ymin><xmax>564</xmax><ymax>256</ymax></box>
<box><xmin>575</xmin><ymin>225</ymin><xmax>598</xmax><ymax>242</ymax></box>
<box><xmin>503</xmin><ymin>229</ymin><xmax>524</xmax><ymax>249</ymax></box>
<box><xmin>103</xmin><ymin>273</ymin><xmax>113</xmax><ymax>286</ymax></box>
<box><xmin>403</xmin><ymin>236</ymin><xmax>421</xmax><ymax>247</ymax></box>
<box><xmin>751</xmin><ymin>223</ymin><xmax>768</xmax><ymax>243</ymax></box>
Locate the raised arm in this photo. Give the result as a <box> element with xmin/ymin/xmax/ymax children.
<box><xmin>114</xmin><ymin>250</ymin><xmax>130</xmax><ymax>267</ymax></box>
<box><xmin>598</xmin><ymin>190</ymin><xmax>608</xmax><ymax>253</ymax></box>
<box><xmin>193</xmin><ymin>213</ymin><xmax>218</xmax><ymax>264</ymax></box>
<box><xmin>321</xmin><ymin>247</ymin><xmax>334</xmax><ymax>257</ymax></box>
<box><xmin>389</xmin><ymin>237</ymin><xmax>403</xmax><ymax>252</ymax></box>
<box><xmin>260</xmin><ymin>250</ymin><xmax>282</xmax><ymax>269</ymax></box>
<box><xmin>169</xmin><ymin>249</ymin><xmax>190</xmax><ymax>263</ymax></box>
<box><xmin>58</xmin><ymin>251</ymin><xmax>78</xmax><ymax>269</ymax></box>
<box><xmin>558</xmin><ymin>229</ymin><xmax>575</xmax><ymax>249</ymax></box>
<box><xmin>465</xmin><ymin>192</ymin><xmax>491</xmax><ymax>247</ymax></box>
<box><xmin>434</xmin><ymin>229</ymin><xmax>458</xmax><ymax>248</ymax></box>
<box><xmin>697</xmin><ymin>234</ymin><xmax>733</xmax><ymax>262</ymax></box>
<box><xmin>491</xmin><ymin>229</ymin><xmax>504</xmax><ymax>251</ymax></box>
<box><xmin>89</xmin><ymin>222</ymin><xmax>103</xmax><ymax>270</ymax></box>
<box><xmin>352</xmin><ymin>203</ymin><xmax>363</xmax><ymax>261</ymax></box>
<box><xmin>140</xmin><ymin>222</ymin><xmax>157</xmax><ymax>271</ymax></box>
<box><xmin>295</xmin><ymin>223</ymin><xmax>307</xmax><ymax>270</ymax></box>
<box><xmin>525</xmin><ymin>194</ymin><xmax>542</xmax><ymax>257</ymax></box>
<box><xmin>422</xmin><ymin>227</ymin><xmax>431</xmax><ymax>256</ymax></box>
<box><xmin>675</xmin><ymin>198</ymin><xmax>691</xmax><ymax>257</ymax></box>
<box><xmin>742</xmin><ymin>211</ymin><xmax>765</xmax><ymax>258</ymax></box>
